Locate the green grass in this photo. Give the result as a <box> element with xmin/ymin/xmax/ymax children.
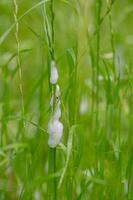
<box><xmin>0</xmin><ymin>0</ymin><xmax>133</xmax><ymax>199</ymax></box>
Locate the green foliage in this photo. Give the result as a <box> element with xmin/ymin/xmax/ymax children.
<box><xmin>0</xmin><ymin>0</ymin><xmax>133</xmax><ymax>199</ymax></box>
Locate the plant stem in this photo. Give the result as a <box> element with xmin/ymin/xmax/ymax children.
<box><xmin>48</xmin><ymin>148</ymin><xmax>56</xmax><ymax>200</ymax></box>
<box><xmin>13</xmin><ymin>0</ymin><xmax>25</xmax><ymax>139</ymax></box>
<box><xmin>96</xmin><ymin>0</ymin><xmax>101</xmax><ymax>127</ymax></box>
<box><xmin>108</xmin><ymin>0</ymin><xmax>116</xmax><ymax>80</ymax></box>
<box><xmin>47</xmin><ymin>0</ymin><xmax>57</xmax><ymax>199</ymax></box>
<box><xmin>50</xmin><ymin>0</ymin><xmax>55</xmax><ymax>60</ymax></box>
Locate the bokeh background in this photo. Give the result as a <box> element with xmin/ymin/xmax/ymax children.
<box><xmin>0</xmin><ymin>0</ymin><xmax>133</xmax><ymax>199</ymax></box>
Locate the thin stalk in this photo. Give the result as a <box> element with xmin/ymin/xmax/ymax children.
<box><xmin>43</xmin><ymin>0</ymin><xmax>57</xmax><ymax>199</ymax></box>
<box><xmin>87</xmin><ymin>21</ymin><xmax>96</xmax><ymax>136</ymax></box>
<box><xmin>128</xmin><ymin>64</ymin><xmax>133</xmax><ymax>199</ymax></box>
<box><xmin>89</xmin><ymin>0</ymin><xmax>115</xmax><ymax>41</ymax></box>
<box><xmin>37</xmin><ymin>45</ymin><xmax>46</xmax><ymax>133</ymax></box>
<box><xmin>118</xmin><ymin>103</ymin><xmax>122</xmax><ymax>197</ymax></box>
<box><xmin>48</xmin><ymin>148</ymin><xmax>56</xmax><ymax>200</ymax></box>
<box><xmin>42</xmin><ymin>2</ymin><xmax>53</xmax><ymax>58</ymax></box>
<box><xmin>95</xmin><ymin>0</ymin><xmax>101</xmax><ymax>130</ymax></box>
<box><xmin>108</xmin><ymin>0</ymin><xmax>116</xmax><ymax>80</ymax></box>
<box><xmin>50</xmin><ymin>0</ymin><xmax>55</xmax><ymax>60</ymax></box>
<box><xmin>1</xmin><ymin>80</ymin><xmax>9</xmax><ymax>146</ymax></box>
<box><xmin>116</xmin><ymin>77</ymin><xmax>122</xmax><ymax>197</ymax></box>
<box><xmin>89</xmin><ymin>41</ymin><xmax>96</xmax><ymax>134</ymax></box>
<box><xmin>13</xmin><ymin>0</ymin><xmax>25</xmax><ymax>139</ymax></box>
<box><xmin>48</xmin><ymin>86</ymin><xmax>57</xmax><ymax>200</ymax></box>
<box><xmin>69</xmin><ymin>59</ymin><xmax>78</xmax><ymax>199</ymax></box>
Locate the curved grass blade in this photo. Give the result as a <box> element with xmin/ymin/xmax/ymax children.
<box><xmin>0</xmin><ymin>0</ymin><xmax>49</xmax><ymax>45</ymax></box>
<box><xmin>58</xmin><ymin>125</ymin><xmax>77</xmax><ymax>188</ymax></box>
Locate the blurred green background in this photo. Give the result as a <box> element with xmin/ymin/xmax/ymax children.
<box><xmin>0</xmin><ymin>0</ymin><xmax>133</xmax><ymax>199</ymax></box>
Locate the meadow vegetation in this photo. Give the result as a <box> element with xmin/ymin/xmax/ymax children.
<box><xmin>0</xmin><ymin>0</ymin><xmax>133</xmax><ymax>199</ymax></box>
